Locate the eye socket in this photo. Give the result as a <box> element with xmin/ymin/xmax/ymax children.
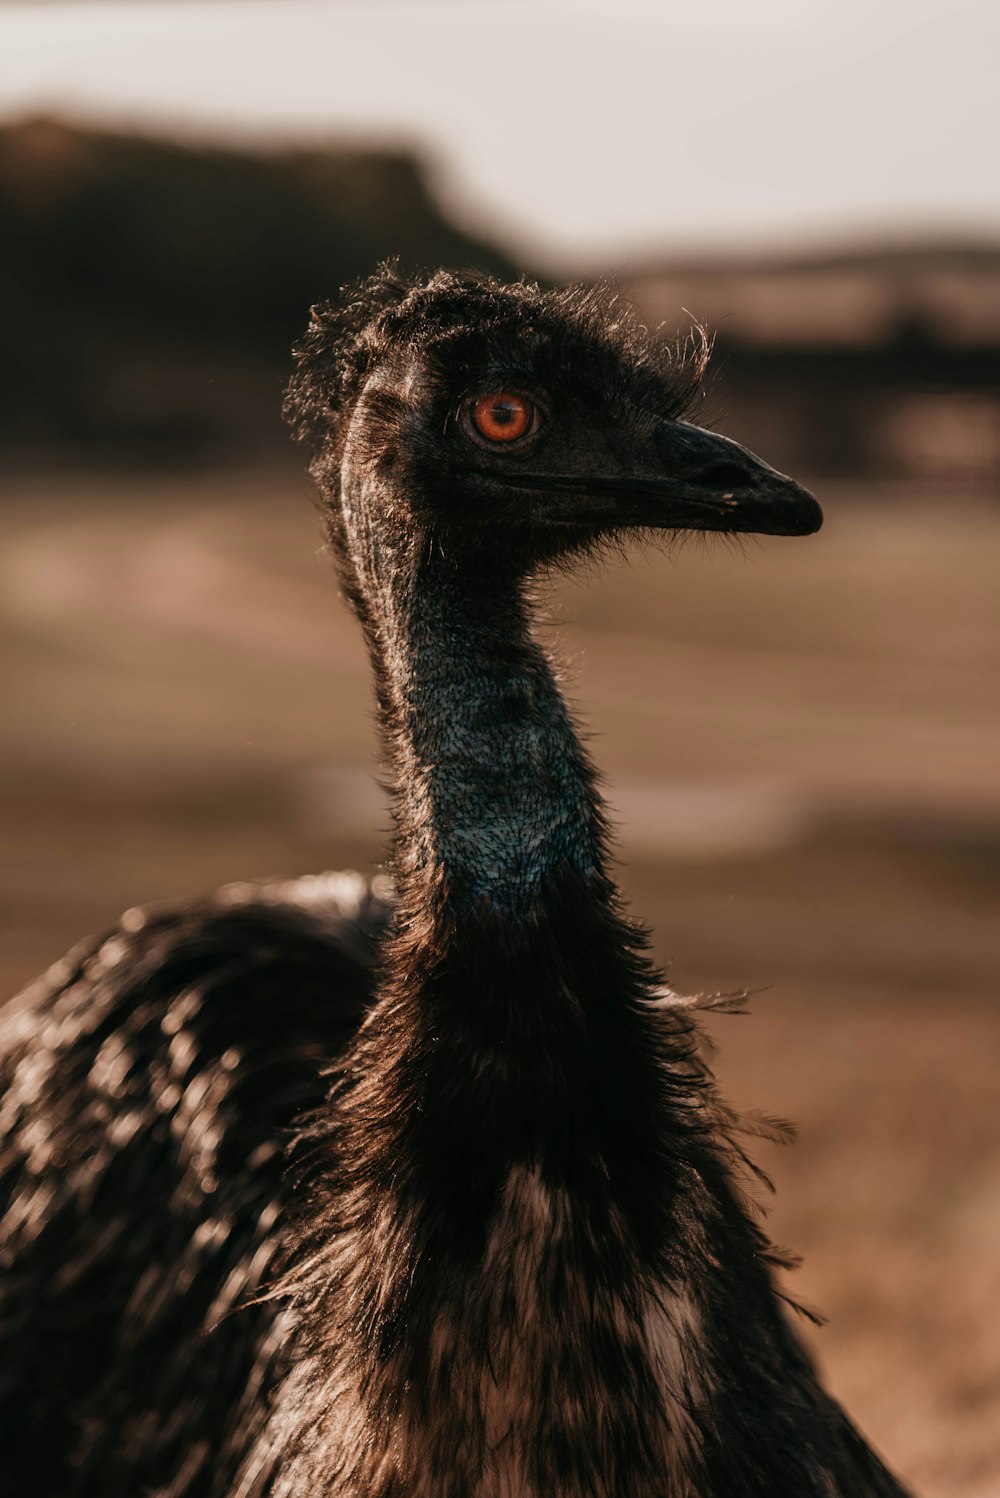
<box><xmin>467</xmin><ymin>392</ymin><xmax>539</xmax><ymax>445</ymax></box>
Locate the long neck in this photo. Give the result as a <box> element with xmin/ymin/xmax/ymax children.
<box><xmin>334</xmin><ymin>520</ymin><xmax>692</xmax><ymax>1263</ymax></box>
<box><xmin>374</xmin><ymin>542</ymin><xmax>604</xmax><ymax>916</ymax></box>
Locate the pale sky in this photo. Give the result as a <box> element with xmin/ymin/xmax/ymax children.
<box><xmin>2</xmin><ymin>0</ymin><xmax>997</xmax><ymax>269</ymax></box>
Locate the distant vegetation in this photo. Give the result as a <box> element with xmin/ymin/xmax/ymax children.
<box><xmin>2</xmin><ymin>115</ymin><xmax>998</xmax><ymax>483</ymax></box>
<box><xmin>0</xmin><ymin>117</ymin><xmax>517</xmax><ymax>463</ymax></box>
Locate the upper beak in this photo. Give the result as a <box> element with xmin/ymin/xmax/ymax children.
<box><xmin>492</xmin><ymin>420</ymin><xmax>822</xmax><ymax>537</ymax></box>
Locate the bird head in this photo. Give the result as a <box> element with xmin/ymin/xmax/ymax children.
<box><xmin>286</xmin><ymin>266</ymin><xmax>821</xmax><ymax>574</ymax></box>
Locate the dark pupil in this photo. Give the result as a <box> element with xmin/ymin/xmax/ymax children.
<box><xmin>491</xmin><ymin>400</ymin><xmax>517</xmax><ymax>426</ymax></box>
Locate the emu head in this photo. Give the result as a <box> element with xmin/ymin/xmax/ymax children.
<box><xmin>285</xmin><ymin>266</ymin><xmax>821</xmax><ymax>585</ymax></box>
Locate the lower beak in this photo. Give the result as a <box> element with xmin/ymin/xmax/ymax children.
<box><xmin>500</xmin><ymin>421</ymin><xmax>822</xmax><ymax>537</ymax></box>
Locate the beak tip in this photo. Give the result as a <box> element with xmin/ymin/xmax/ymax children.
<box><xmin>763</xmin><ymin>477</ymin><xmax>823</xmax><ymax>536</ymax></box>
<box><xmin>732</xmin><ymin>483</ymin><xmax>823</xmax><ymax>537</ymax></box>
<box><xmin>795</xmin><ymin>490</ymin><xmax>824</xmax><ymax>536</ymax></box>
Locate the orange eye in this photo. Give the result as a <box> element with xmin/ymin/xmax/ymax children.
<box><xmin>470</xmin><ymin>392</ymin><xmax>536</xmax><ymax>443</ymax></box>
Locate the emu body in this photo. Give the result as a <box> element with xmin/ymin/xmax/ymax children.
<box><xmin>0</xmin><ymin>269</ymin><xmax>908</xmax><ymax>1496</ymax></box>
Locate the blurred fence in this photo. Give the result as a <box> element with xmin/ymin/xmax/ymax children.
<box><xmin>630</xmin><ymin>256</ymin><xmax>1000</xmax><ymax>486</ymax></box>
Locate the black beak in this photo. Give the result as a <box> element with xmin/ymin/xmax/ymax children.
<box><xmin>483</xmin><ymin>420</ymin><xmax>822</xmax><ymax>537</ymax></box>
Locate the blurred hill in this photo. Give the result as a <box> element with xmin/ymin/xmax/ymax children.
<box><xmin>0</xmin><ymin>116</ymin><xmax>517</xmax><ymax>464</ymax></box>
<box><xmin>1</xmin><ymin>115</ymin><xmax>998</xmax><ymax>484</ymax></box>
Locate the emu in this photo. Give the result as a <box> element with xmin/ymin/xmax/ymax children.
<box><xmin>0</xmin><ymin>268</ymin><xmax>909</xmax><ymax>1497</ymax></box>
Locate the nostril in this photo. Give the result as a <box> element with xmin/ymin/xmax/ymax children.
<box><xmin>694</xmin><ymin>461</ymin><xmax>754</xmax><ymax>492</ymax></box>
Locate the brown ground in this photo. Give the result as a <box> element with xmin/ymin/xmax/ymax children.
<box><xmin>2</xmin><ymin>467</ymin><xmax>998</xmax><ymax>1494</ymax></box>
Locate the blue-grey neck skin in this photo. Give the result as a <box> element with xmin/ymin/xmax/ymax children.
<box><xmin>401</xmin><ymin>562</ymin><xmax>600</xmax><ymax>913</ymax></box>
<box><xmin>342</xmin><ymin>469</ymin><xmax>601</xmax><ymax>916</ymax></box>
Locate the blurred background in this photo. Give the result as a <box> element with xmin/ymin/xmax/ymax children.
<box><xmin>2</xmin><ymin>2</ymin><xmax>999</xmax><ymax>1491</ymax></box>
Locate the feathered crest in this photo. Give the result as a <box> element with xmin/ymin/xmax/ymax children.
<box><xmin>283</xmin><ymin>260</ymin><xmax>412</xmax><ymax>452</ymax></box>
<box><xmin>283</xmin><ymin>262</ymin><xmax>711</xmax><ymax>458</ymax></box>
